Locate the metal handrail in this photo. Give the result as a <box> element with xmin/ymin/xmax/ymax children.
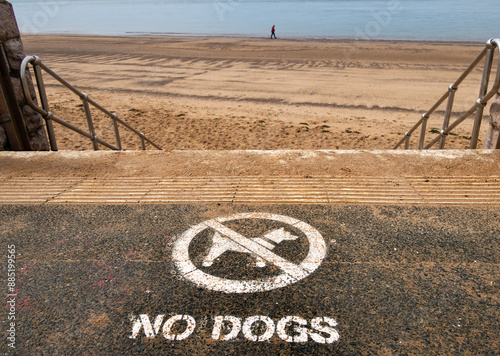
<box><xmin>20</xmin><ymin>55</ymin><xmax>163</xmax><ymax>151</ymax></box>
<box><xmin>394</xmin><ymin>38</ymin><xmax>500</xmax><ymax>150</ymax></box>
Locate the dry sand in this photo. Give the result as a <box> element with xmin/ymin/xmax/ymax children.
<box><xmin>21</xmin><ymin>34</ymin><xmax>493</xmax><ymax>151</ymax></box>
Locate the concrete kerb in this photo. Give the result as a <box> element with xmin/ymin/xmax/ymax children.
<box><xmin>0</xmin><ymin>149</ymin><xmax>499</xmax><ymax>178</ymax></box>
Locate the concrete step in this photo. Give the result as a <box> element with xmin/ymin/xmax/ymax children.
<box><xmin>1</xmin><ymin>150</ymin><xmax>499</xmax><ymax>206</ymax></box>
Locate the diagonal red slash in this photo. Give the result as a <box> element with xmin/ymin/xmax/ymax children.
<box><xmin>203</xmin><ymin>219</ymin><xmax>308</xmax><ymax>281</ymax></box>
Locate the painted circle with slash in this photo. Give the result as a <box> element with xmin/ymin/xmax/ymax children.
<box><xmin>172</xmin><ymin>213</ymin><xmax>327</xmax><ymax>293</ymax></box>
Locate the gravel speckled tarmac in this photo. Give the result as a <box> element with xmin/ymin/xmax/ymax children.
<box><xmin>1</xmin><ymin>204</ymin><xmax>498</xmax><ymax>355</ymax></box>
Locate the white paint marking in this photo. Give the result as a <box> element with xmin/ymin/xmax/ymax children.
<box><xmin>212</xmin><ymin>316</ymin><xmax>241</xmax><ymax>341</ymax></box>
<box><xmin>253</xmin><ymin>237</ymin><xmax>275</xmax><ymax>250</ymax></box>
<box><xmin>309</xmin><ymin>317</ymin><xmax>340</xmax><ymax>344</ymax></box>
<box><xmin>242</xmin><ymin>316</ymin><xmax>275</xmax><ymax>342</ymax></box>
<box><xmin>202</xmin><ymin>232</ymin><xmax>267</xmax><ymax>268</ymax></box>
<box><xmin>162</xmin><ymin>315</ymin><xmax>196</xmax><ymax>341</ymax></box>
<box><xmin>203</xmin><ymin>220</ymin><xmax>309</xmax><ymax>280</ymax></box>
<box><xmin>130</xmin><ymin>314</ymin><xmax>340</xmax><ymax>343</ymax></box>
<box><xmin>172</xmin><ymin>213</ymin><xmax>327</xmax><ymax>293</ymax></box>
<box><xmin>202</xmin><ymin>227</ymin><xmax>299</xmax><ymax>268</ymax></box>
<box><xmin>277</xmin><ymin>316</ymin><xmax>309</xmax><ymax>343</ymax></box>
<box><xmin>129</xmin><ymin>314</ymin><xmax>164</xmax><ymax>339</ymax></box>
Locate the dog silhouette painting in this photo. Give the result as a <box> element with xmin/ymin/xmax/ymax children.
<box><xmin>202</xmin><ymin>228</ymin><xmax>299</xmax><ymax>268</ymax></box>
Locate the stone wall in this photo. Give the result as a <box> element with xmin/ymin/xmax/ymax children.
<box><xmin>485</xmin><ymin>94</ymin><xmax>500</xmax><ymax>149</ymax></box>
<box><xmin>0</xmin><ymin>0</ymin><xmax>48</xmax><ymax>150</ymax></box>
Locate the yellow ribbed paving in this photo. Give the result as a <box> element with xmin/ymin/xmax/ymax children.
<box><xmin>0</xmin><ymin>177</ymin><xmax>83</xmax><ymax>204</ymax></box>
<box><xmin>51</xmin><ymin>178</ymin><xmax>161</xmax><ymax>204</ymax></box>
<box><xmin>142</xmin><ymin>177</ymin><xmax>238</xmax><ymax>203</ymax></box>
<box><xmin>405</xmin><ymin>176</ymin><xmax>500</xmax><ymax>205</ymax></box>
<box><xmin>0</xmin><ymin>176</ymin><xmax>499</xmax><ymax>205</ymax></box>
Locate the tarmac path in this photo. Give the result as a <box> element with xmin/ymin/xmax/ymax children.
<box><xmin>1</xmin><ymin>203</ymin><xmax>498</xmax><ymax>355</ymax></box>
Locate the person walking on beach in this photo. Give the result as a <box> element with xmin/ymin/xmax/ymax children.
<box><xmin>271</xmin><ymin>25</ymin><xmax>276</xmax><ymax>39</ymax></box>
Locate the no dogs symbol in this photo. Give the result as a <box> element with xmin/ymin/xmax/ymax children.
<box><xmin>172</xmin><ymin>213</ymin><xmax>326</xmax><ymax>293</ymax></box>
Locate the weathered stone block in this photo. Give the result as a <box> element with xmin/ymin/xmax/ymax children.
<box><xmin>29</xmin><ymin>129</ymin><xmax>49</xmax><ymax>151</ymax></box>
<box><xmin>484</xmin><ymin>94</ymin><xmax>500</xmax><ymax>149</ymax></box>
<box><xmin>11</xmin><ymin>75</ymin><xmax>39</xmax><ymax>114</ymax></box>
<box><xmin>22</xmin><ymin>104</ymin><xmax>49</xmax><ymax>150</ymax></box>
<box><xmin>22</xmin><ymin>104</ymin><xmax>44</xmax><ymax>133</ymax></box>
<box><xmin>490</xmin><ymin>95</ymin><xmax>500</xmax><ymax>129</ymax></box>
<box><xmin>0</xmin><ymin>123</ymin><xmax>6</xmax><ymax>150</ymax></box>
<box><xmin>0</xmin><ymin>1</ymin><xmax>20</xmax><ymax>40</ymax></box>
<box><xmin>11</xmin><ymin>76</ymin><xmax>26</xmax><ymax>104</ymax></box>
<box><xmin>4</xmin><ymin>37</ymin><xmax>25</xmax><ymax>71</ymax></box>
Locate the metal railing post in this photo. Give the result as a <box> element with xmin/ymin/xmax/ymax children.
<box><xmin>439</xmin><ymin>85</ymin><xmax>457</xmax><ymax>149</ymax></box>
<box><xmin>470</xmin><ymin>45</ymin><xmax>494</xmax><ymax>149</ymax></box>
<box><xmin>418</xmin><ymin>114</ymin><xmax>428</xmax><ymax>149</ymax></box>
<box><xmin>80</xmin><ymin>93</ymin><xmax>99</xmax><ymax>150</ymax></box>
<box><xmin>404</xmin><ymin>132</ymin><xmax>410</xmax><ymax>149</ymax></box>
<box><xmin>32</xmin><ymin>58</ymin><xmax>58</xmax><ymax>151</ymax></box>
<box><xmin>111</xmin><ymin>113</ymin><xmax>122</xmax><ymax>150</ymax></box>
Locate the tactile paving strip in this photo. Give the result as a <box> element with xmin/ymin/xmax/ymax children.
<box><xmin>0</xmin><ymin>176</ymin><xmax>499</xmax><ymax>205</ymax></box>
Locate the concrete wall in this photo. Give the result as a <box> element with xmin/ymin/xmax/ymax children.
<box><xmin>0</xmin><ymin>0</ymin><xmax>48</xmax><ymax>150</ymax></box>
<box><xmin>485</xmin><ymin>94</ymin><xmax>500</xmax><ymax>149</ymax></box>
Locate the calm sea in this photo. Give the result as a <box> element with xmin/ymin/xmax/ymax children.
<box><xmin>9</xmin><ymin>0</ymin><xmax>500</xmax><ymax>41</ymax></box>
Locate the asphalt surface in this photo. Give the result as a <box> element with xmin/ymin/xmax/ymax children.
<box><xmin>1</xmin><ymin>204</ymin><xmax>499</xmax><ymax>355</ymax></box>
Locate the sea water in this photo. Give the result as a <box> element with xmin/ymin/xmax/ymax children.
<box><xmin>9</xmin><ymin>0</ymin><xmax>500</xmax><ymax>41</ymax></box>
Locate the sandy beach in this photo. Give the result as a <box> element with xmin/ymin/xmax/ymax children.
<box><xmin>20</xmin><ymin>35</ymin><xmax>491</xmax><ymax>151</ymax></box>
